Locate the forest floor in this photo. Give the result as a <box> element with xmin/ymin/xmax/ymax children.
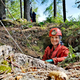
<box><xmin>0</xmin><ymin>20</ymin><xmax>80</xmax><ymax>80</ymax></box>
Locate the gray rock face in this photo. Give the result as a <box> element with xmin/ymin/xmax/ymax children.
<box><xmin>0</xmin><ymin>45</ymin><xmax>12</xmax><ymax>56</ymax></box>
<box><xmin>0</xmin><ymin>45</ymin><xmax>80</xmax><ymax>80</ymax></box>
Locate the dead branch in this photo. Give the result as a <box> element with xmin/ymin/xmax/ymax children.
<box><xmin>6</xmin><ymin>59</ymin><xmax>20</xmax><ymax>68</ymax></box>
<box><xmin>10</xmin><ymin>53</ymin><xmax>14</xmax><ymax>72</ymax></box>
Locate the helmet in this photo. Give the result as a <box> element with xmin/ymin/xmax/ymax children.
<box><xmin>49</xmin><ymin>28</ymin><xmax>62</xmax><ymax>37</ymax></box>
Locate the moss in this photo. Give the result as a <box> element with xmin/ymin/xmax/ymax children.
<box><xmin>0</xmin><ymin>42</ymin><xmax>5</xmax><ymax>46</ymax></box>
<box><xmin>32</xmin><ymin>45</ymin><xmax>40</xmax><ymax>51</ymax></box>
<box><xmin>1</xmin><ymin>60</ymin><xmax>8</xmax><ymax>65</ymax></box>
<box><xmin>0</xmin><ymin>65</ymin><xmax>11</xmax><ymax>73</ymax></box>
<box><xmin>0</xmin><ymin>60</ymin><xmax>11</xmax><ymax>73</ymax></box>
<box><xmin>16</xmin><ymin>18</ymin><xmax>27</xmax><ymax>25</ymax></box>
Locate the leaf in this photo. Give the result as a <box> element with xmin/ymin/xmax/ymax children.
<box><xmin>41</xmin><ymin>0</ymin><xmax>48</xmax><ymax>4</ymax></box>
<box><xmin>72</xmin><ymin>54</ymin><xmax>76</xmax><ymax>58</ymax></box>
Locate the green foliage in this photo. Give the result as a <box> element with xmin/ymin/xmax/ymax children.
<box><xmin>43</xmin><ymin>1</ymin><xmax>63</xmax><ymax>23</ymax></box>
<box><xmin>34</xmin><ymin>7</ymin><xmax>38</xmax><ymax>12</ymax></box>
<box><xmin>43</xmin><ymin>3</ymin><xmax>53</xmax><ymax>16</ymax></box>
<box><xmin>27</xmin><ymin>23</ymin><xmax>33</xmax><ymax>28</ymax></box>
<box><xmin>69</xmin><ymin>45</ymin><xmax>75</xmax><ymax>54</ymax></box>
<box><xmin>58</xmin><ymin>45</ymin><xmax>79</xmax><ymax>67</ymax></box>
<box><xmin>46</xmin><ymin>17</ymin><xmax>53</xmax><ymax>23</ymax></box>
<box><xmin>41</xmin><ymin>0</ymin><xmax>63</xmax><ymax>23</ymax></box>
<box><xmin>65</xmin><ymin>20</ymin><xmax>73</xmax><ymax>25</ymax></box>
<box><xmin>6</xmin><ymin>0</ymin><xmax>39</xmax><ymax>21</ymax></box>
<box><xmin>39</xmin><ymin>22</ymin><xmax>44</xmax><ymax>25</ymax></box>
<box><xmin>41</xmin><ymin>0</ymin><xmax>48</xmax><ymax>4</ymax></box>
<box><xmin>68</xmin><ymin>45</ymin><xmax>76</xmax><ymax>58</ymax></box>
<box><xmin>61</xmin><ymin>27</ymin><xmax>66</xmax><ymax>30</ymax></box>
<box><xmin>45</xmin><ymin>16</ymin><xmax>63</xmax><ymax>24</ymax></box>
<box><xmin>38</xmin><ymin>22</ymin><xmax>45</xmax><ymax>27</ymax></box>
<box><xmin>41</xmin><ymin>0</ymin><xmax>62</xmax><ymax>4</ymax></box>
<box><xmin>28</xmin><ymin>24</ymin><xmax>33</xmax><ymax>28</ymax></box>
<box><xmin>6</xmin><ymin>0</ymin><xmax>20</xmax><ymax>19</ymax></box>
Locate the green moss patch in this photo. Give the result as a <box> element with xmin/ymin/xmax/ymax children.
<box><xmin>0</xmin><ymin>65</ymin><xmax>11</xmax><ymax>73</ymax></box>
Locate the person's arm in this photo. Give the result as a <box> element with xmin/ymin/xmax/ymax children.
<box><xmin>52</xmin><ymin>48</ymin><xmax>69</xmax><ymax>64</ymax></box>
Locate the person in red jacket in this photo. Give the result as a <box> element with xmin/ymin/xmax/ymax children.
<box><xmin>42</xmin><ymin>28</ymin><xmax>69</xmax><ymax>65</ymax></box>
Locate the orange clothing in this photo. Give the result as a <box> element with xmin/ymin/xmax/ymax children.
<box><xmin>42</xmin><ymin>44</ymin><xmax>69</xmax><ymax>64</ymax></box>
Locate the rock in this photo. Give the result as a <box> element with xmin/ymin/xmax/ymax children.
<box><xmin>0</xmin><ymin>45</ymin><xmax>79</xmax><ymax>80</ymax></box>
<box><xmin>0</xmin><ymin>45</ymin><xmax>12</xmax><ymax>57</ymax></box>
<box><xmin>47</xmin><ymin>71</ymin><xmax>68</xmax><ymax>80</ymax></box>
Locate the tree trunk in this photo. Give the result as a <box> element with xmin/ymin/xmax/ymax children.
<box><xmin>24</xmin><ymin>0</ymin><xmax>30</xmax><ymax>21</ymax></box>
<box><xmin>62</xmin><ymin>0</ymin><xmax>66</xmax><ymax>22</ymax></box>
<box><xmin>20</xmin><ymin>0</ymin><xmax>22</xmax><ymax>18</ymax></box>
<box><xmin>0</xmin><ymin>0</ymin><xmax>6</xmax><ymax>19</ymax></box>
<box><xmin>54</xmin><ymin>0</ymin><xmax>56</xmax><ymax>18</ymax></box>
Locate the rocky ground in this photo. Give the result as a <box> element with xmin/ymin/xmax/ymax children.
<box><xmin>0</xmin><ymin>45</ymin><xmax>79</xmax><ymax>80</ymax></box>
<box><xmin>0</xmin><ymin>20</ymin><xmax>80</xmax><ymax>80</ymax></box>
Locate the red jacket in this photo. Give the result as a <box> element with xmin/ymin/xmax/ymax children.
<box><xmin>42</xmin><ymin>44</ymin><xmax>69</xmax><ymax>64</ymax></box>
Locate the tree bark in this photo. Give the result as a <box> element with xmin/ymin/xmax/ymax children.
<box><xmin>0</xmin><ymin>0</ymin><xmax>6</xmax><ymax>19</ymax></box>
<box><xmin>54</xmin><ymin>0</ymin><xmax>56</xmax><ymax>18</ymax></box>
<box><xmin>62</xmin><ymin>0</ymin><xmax>66</xmax><ymax>22</ymax></box>
<box><xmin>20</xmin><ymin>0</ymin><xmax>22</xmax><ymax>18</ymax></box>
<box><xmin>24</xmin><ymin>0</ymin><xmax>30</xmax><ymax>21</ymax></box>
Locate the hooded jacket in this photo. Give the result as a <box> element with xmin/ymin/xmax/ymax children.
<box><xmin>42</xmin><ymin>44</ymin><xmax>69</xmax><ymax>64</ymax></box>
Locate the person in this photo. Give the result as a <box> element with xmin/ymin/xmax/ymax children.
<box><xmin>30</xmin><ymin>7</ymin><xmax>36</xmax><ymax>22</ymax></box>
<box><xmin>42</xmin><ymin>28</ymin><xmax>69</xmax><ymax>65</ymax></box>
<box><xmin>32</xmin><ymin>11</ymin><xmax>36</xmax><ymax>22</ymax></box>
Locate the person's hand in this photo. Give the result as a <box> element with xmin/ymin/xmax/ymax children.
<box><xmin>45</xmin><ymin>59</ymin><xmax>54</xmax><ymax>63</ymax></box>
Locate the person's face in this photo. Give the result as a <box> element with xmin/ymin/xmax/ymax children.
<box><xmin>50</xmin><ymin>35</ymin><xmax>60</xmax><ymax>46</ymax></box>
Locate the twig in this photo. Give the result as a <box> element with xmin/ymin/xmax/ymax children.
<box><xmin>0</xmin><ymin>73</ymin><xmax>13</xmax><ymax>79</ymax></box>
<box><xmin>10</xmin><ymin>53</ymin><xmax>14</xmax><ymax>72</ymax></box>
<box><xmin>6</xmin><ymin>58</ymin><xmax>20</xmax><ymax>68</ymax></box>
